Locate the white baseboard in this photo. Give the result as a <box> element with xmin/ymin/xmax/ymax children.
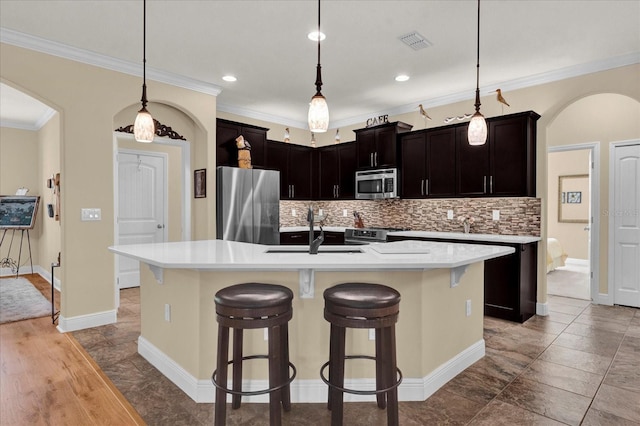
<box><xmin>536</xmin><ymin>302</ymin><xmax>549</xmax><ymax>316</ymax></box>
<box><xmin>566</xmin><ymin>258</ymin><xmax>589</xmax><ymax>266</ymax></box>
<box><xmin>57</xmin><ymin>309</ymin><xmax>117</xmax><ymax>333</ymax></box>
<box><xmin>0</xmin><ymin>264</ymin><xmax>61</xmax><ymax>291</ymax></box>
<box><xmin>138</xmin><ymin>336</ymin><xmax>485</xmax><ymax>404</ymax></box>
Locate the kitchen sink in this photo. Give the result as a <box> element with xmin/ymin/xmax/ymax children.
<box><xmin>265</xmin><ymin>246</ymin><xmax>364</xmax><ymax>254</ymax></box>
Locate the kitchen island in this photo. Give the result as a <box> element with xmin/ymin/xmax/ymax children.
<box><xmin>109</xmin><ymin>239</ymin><xmax>514</xmax><ymax>403</ymax></box>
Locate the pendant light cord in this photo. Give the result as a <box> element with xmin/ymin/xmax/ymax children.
<box><xmin>314</xmin><ymin>0</ymin><xmax>323</xmax><ymax>96</ymax></box>
<box><xmin>141</xmin><ymin>0</ymin><xmax>148</xmax><ymax>108</ymax></box>
<box><xmin>473</xmin><ymin>0</ymin><xmax>481</xmax><ymax>112</ymax></box>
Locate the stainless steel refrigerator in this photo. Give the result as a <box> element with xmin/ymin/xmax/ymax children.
<box><xmin>216</xmin><ymin>166</ymin><xmax>280</xmax><ymax>245</ymax></box>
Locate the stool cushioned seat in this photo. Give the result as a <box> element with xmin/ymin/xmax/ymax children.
<box><xmin>324</xmin><ymin>283</ymin><xmax>400</xmax><ymax>309</ymax></box>
<box><xmin>215</xmin><ymin>283</ymin><xmax>293</xmax><ymax>309</ymax></box>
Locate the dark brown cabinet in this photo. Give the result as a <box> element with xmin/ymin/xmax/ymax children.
<box><xmin>318</xmin><ymin>142</ymin><xmax>356</xmax><ymax>199</ymax></box>
<box><xmin>387</xmin><ymin>234</ymin><xmax>537</xmax><ymax>323</ymax></box>
<box><xmin>400</xmin><ymin>128</ymin><xmax>457</xmax><ymax>198</ymax></box>
<box><xmin>457</xmin><ymin>111</ymin><xmax>539</xmax><ymax>197</ymax></box>
<box><xmin>265</xmin><ymin>141</ymin><xmax>313</xmax><ymax>200</ymax></box>
<box><xmin>354</xmin><ymin>122</ymin><xmax>412</xmax><ymax>169</ymax></box>
<box><xmin>216</xmin><ymin>119</ymin><xmax>268</xmax><ymax>168</ymax></box>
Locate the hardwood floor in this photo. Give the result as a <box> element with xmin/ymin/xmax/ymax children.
<box><xmin>0</xmin><ymin>274</ymin><xmax>144</xmax><ymax>425</ymax></box>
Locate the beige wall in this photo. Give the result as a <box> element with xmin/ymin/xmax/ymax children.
<box><xmin>547</xmin><ymin>150</ymin><xmax>590</xmax><ymax>260</ymax></box>
<box><xmin>1</xmin><ymin>42</ymin><xmax>217</xmax><ymax>323</ymax></box>
<box><xmin>37</xmin><ymin>114</ymin><xmax>62</xmax><ymax>278</ymax></box>
<box><xmin>1</xmin><ymin>37</ymin><xmax>639</xmax><ymax>325</ymax></box>
<box><xmin>0</xmin><ymin>126</ymin><xmax>42</xmax><ymax>268</ymax></box>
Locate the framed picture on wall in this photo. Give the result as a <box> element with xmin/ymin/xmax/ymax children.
<box><xmin>558</xmin><ymin>174</ymin><xmax>588</xmax><ymax>223</ymax></box>
<box><xmin>194</xmin><ymin>169</ymin><xmax>206</xmax><ymax>198</ymax></box>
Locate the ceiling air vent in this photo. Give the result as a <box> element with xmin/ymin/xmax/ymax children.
<box><xmin>398</xmin><ymin>31</ymin><xmax>432</xmax><ymax>51</ymax></box>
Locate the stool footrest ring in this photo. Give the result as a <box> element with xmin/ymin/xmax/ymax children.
<box><xmin>212</xmin><ymin>354</ymin><xmax>297</xmax><ymax>397</ymax></box>
<box><xmin>320</xmin><ymin>355</ymin><xmax>403</xmax><ymax>396</ymax></box>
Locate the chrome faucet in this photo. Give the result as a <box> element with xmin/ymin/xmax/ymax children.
<box><xmin>307</xmin><ymin>206</ymin><xmax>324</xmax><ymax>255</ymax></box>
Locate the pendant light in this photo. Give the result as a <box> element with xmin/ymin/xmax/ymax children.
<box><xmin>308</xmin><ymin>0</ymin><xmax>329</xmax><ymax>133</ymax></box>
<box><xmin>134</xmin><ymin>0</ymin><xmax>155</xmax><ymax>143</ymax></box>
<box><xmin>468</xmin><ymin>0</ymin><xmax>487</xmax><ymax>146</ymax></box>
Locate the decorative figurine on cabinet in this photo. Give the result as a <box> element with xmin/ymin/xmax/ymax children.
<box><xmin>236</xmin><ymin>135</ymin><xmax>252</xmax><ymax>169</ymax></box>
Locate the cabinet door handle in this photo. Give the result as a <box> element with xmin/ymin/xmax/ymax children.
<box><xmin>374</xmin><ymin>152</ymin><xmax>378</xmax><ymax>167</ymax></box>
<box><xmin>336</xmin><ymin>185</ymin><xmax>340</xmax><ymax>198</ymax></box>
<box><xmin>288</xmin><ymin>185</ymin><xmax>292</xmax><ymax>198</ymax></box>
<box><xmin>292</xmin><ymin>185</ymin><xmax>295</xmax><ymax>198</ymax></box>
<box><xmin>490</xmin><ymin>176</ymin><xmax>493</xmax><ymax>194</ymax></box>
<box><xmin>291</xmin><ymin>234</ymin><xmax>301</xmax><ymax>239</ymax></box>
<box><xmin>421</xmin><ymin>179</ymin><xmax>424</xmax><ymax>196</ymax></box>
<box><xmin>483</xmin><ymin>176</ymin><xmax>487</xmax><ymax>194</ymax></box>
<box><xmin>370</xmin><ymin>153</ymin><xmax>374</xmax><ymax>167</ymax></box>
<box><xmin>425</xmin><ymin>179</ymin><xmax>429</xmax><ymax>196</ymax></box>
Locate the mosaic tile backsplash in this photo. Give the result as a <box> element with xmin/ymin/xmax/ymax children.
<box><xmin>280</xmin><ymin>198</ymin><xmax>541</xmax><ymax>236</ymax></box>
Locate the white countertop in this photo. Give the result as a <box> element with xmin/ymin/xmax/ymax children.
<box><xmin>109</xmin><ymin>239</ymin><xmax>515</xmax><ymax>272</ymax></box>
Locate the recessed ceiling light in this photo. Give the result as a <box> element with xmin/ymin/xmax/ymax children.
<box><xmin>307</xmin><ymin>31</ymin><xmax>326</xmax><ymax>41</ymax></box>
<box><xmin>395</xmin><ymin>74</ymin><xmax>410</xmax><ymax>82</ymax></box>
<box><xmin>222</xmin><ymin>75</ymin><xmax>237</xmax><ymax>82</ymax></box>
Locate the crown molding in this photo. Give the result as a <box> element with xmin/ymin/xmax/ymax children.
<box><xmin>0</xmin><ymin>119</ymin><xmax>40</xmax><ymax>131</ymax></box>
<box><xmin>0</xmin><ymin>28</ymin><xmax>222</xmax><ymax>97</ymax></box>
<box><xmin>216</xmin><ymin>103</ymin><xmax>309</xmax><ymax>130</ymax></box>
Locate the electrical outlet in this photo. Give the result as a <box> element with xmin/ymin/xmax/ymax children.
<box><xmin>291</xmin><ymin>208</ymin><xmax>296</xmax><ymax>217</ymax></box>
<box><xmin>164</xmin><ymin>304</ymin><xmax>171</xmax><ymax>322</ymax></box>
<box><xmin>319</xmin><ymin>209</ymin><xmax>323</xmax><ymax>216</ymax></box>
<box><xmin>492</xmin><ymin>210</ymin><xmax>500</xmax><ymax>221</ymax></box>
<box><xmin>447</xmin><ymin>210</ymin><xmax>454</xmax><ymax>220</ymax></box>
<box><xmin>368</xmin><ymin>329</ymin><xmax>375</xmax><ymax>340</ymax></box>
<box><xmin>343</xmin><ymin>209</ymin><xmax>348</xmax><ymax>217</ymax></box>
<box><xmin>465</xmin><ymin>300</ymin><xmax>472</xmax><ymax>317</ymax></box>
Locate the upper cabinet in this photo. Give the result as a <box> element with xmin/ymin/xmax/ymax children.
<box><xmin>400</xmin><ymin>128</ymin><xmax>457</xmax><ymax>198</ymax></box>
<box><xmin>354</xmin><ymin>122</ymin><xmax>412</xmax><ymax>169</ymax></box>
<box><xmin>216</xmin><ymin>119</ymin><xmax>268</xmax><ymax>168</ymax></box>
<box><xmin>457</xmin><ymin>111</ymin><xmax>539</xmax><ymax>197</ymax></box>
<box><xmin>401</xmin><ymin>111</ymin><xmax>539</xmax><ymax>198</ymax></box>
<box><xmin>317</xmin><ymin>142</ymin><xmax>356</xmax><ymax>199</ymax></box>
<box><xmin>264</xmin><ymin>140</ymin><xmax>314</xmax><ymax>200</ymax></box>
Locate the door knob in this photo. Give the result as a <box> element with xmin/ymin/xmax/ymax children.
<box><xmin>157</xmin><ymin>224</ymin><xmax>164</xmax><ymax>229</ymax></box>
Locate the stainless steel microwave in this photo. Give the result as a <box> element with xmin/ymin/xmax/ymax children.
<box><xmin>355</xmin><ymin>168</ymin><xmax>398</xmax><ymax>200</ymax></box>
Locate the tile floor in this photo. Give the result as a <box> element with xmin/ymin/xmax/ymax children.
<box><xmin>72</xmin><ymin>290</ymin><xmax>640</xmax><ymax>425</ymax></box>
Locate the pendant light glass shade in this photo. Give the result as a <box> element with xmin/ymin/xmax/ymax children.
<box><xmin>309</xmin><ymin>94</ymin><xmax>329</xmax><ymax>133</ymax></box>
<box><xmin>308</xmin><ymin>0</ymin><xmax>329</xmax><ymax>133</ymax></box>
<box><xmin>134</xmin><ymin>106</ymin><xmax>155</xmax><ymax>143</ymax></box>
<box><xmin>467</xmin><ymin>0</ymin><xmax>487</xmax><ymax>146</ymax></box>
<box><xmin>468</xmin><ymin>111</ymin><xmax>487</xmax><ymax>146</ymax></box>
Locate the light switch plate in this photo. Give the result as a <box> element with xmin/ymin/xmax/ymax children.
<box><xmin>81</xmin><ymin>208</ymin><xmax>101</xmax><ymax>221</ymax></box>
<box><xmin>492</xmin><ymin>210</ymin><xmax>500</xmax><ymax>221</ymax></box>
<box><xmin>447</xmin><ymin>210</ymin><xmax>454</xmax><ymax>220</ymax></box>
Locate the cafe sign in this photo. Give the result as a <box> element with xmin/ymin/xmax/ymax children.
<box><xmin>365</xmin><ymin>114</ymin><xmax>389</xmax><ymax>127</ymax></box>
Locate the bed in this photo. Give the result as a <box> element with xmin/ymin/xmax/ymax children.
<box><xmin>547</xmin><ymin>237</ymin><xmax>568</xmax><ymax>273</ymax></box>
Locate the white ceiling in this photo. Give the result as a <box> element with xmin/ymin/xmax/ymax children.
<box><xmin>1</xmin><ymin>0</ymin><xmax>639</xmax><ymax>131</ymax></box>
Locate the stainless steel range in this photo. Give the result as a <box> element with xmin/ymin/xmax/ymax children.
<box><xmin>344</xmin><ymin>227</ymin><xmax>409</xmax><ymax>245</ymax></box>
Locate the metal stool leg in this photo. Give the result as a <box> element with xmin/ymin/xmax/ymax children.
<box><xmin>215</xmin><ymin>324</ymin><xmax>230</xmax><ymax>426</ymax></box>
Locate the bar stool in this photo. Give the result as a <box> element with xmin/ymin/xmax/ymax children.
<box><xmin>212</xmin><ymin>283</ymin><xmax>296</xmax><ymax>426</ymax></box>
<box><xmin>320</xmin><ymin>283</ymin><xmax>402</xmax><ymax>426</ymax></box>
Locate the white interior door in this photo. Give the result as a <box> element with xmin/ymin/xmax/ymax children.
<box><xmin>612</xmin><ymin>143</ymin><xmax>640</xmax><ymax>308</ymax></box>
<box><xmin>117</xmin><ymin>151</ymin><xmax>167</xmax><ymax>288</ymax></box>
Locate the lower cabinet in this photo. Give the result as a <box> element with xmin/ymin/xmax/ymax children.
<box><xmin>387</xmin><ymin>235</ymin><xmax>537</xmax><ymax>323</ymax></box>
<box><xmin>280</xmin><ymin>231</ymin><xmax>345</xmax><ymax>246</ymax></box>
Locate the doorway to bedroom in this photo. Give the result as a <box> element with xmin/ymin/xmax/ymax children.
<box><xmin>547</xmin><ymin>145</ymin><xmax>598</xmax><ymax>301</ymax></box>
